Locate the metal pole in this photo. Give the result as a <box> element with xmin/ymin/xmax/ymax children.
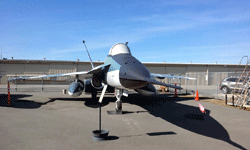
<box><xmin>179</xmin><ymin>73</ymin><xmax>181</xmax><ymax>93</ymax></box>
<box><xmin>216</xmin><ymin>72</ymin><xmax>218</xmax><ymax>99</ymax></box>
<box><xmin>232</xmin><ymin>95</ymin><xmax>234</xmax><ymax>106</ymax></box>
<box><xmin>7</xmin><ymin>81</ymin><xmax>11</xmax><ymax>106</ymax></box>
<box><xmin>225</xmin><ymin>94</ymin><xmax>227</xmax><ymax>105</ymax></box>
<box><xmin>99</xmin><ymin>103</ymin><xmax>101</xmax><ymax>131</ymax></box>
<box><xmin>175</xmin><ymin>83</ymin><xmax>177</xmax><ymax>95</ymax></box>
<box><xmin>185</xmin><ymin>73</ymin><xmax>187</xmax><ymax>94</ymax></box>
<box><xmin>15</xmin><ymin>78</ymin><xmax>17</xmax><ymax>92</ymax></box>
<box><xmin>42</xmin><ymin>78</ymin><xmax>44</xmax><ymax>91</ymax></box>
<box><xmin>196</xmin><ymin>74</ymin><xmax>197</xmax><ymax>92</ymax></box>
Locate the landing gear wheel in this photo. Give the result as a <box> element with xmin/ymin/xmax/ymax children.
<box><xmin>221</xmin><ymin>86</ymin><xmax>229</xmax><ymax>94</ymax></box>
<box><xmin>107</xmin><ymin>89</ymin><xmax>123</xmax><ymax>115</ymax></box>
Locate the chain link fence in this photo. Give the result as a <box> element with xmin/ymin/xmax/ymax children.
<box><xmin>156</xmin><ymin>72</ymin><xmax>244</xmax><ymax>100</ymax></box>
<box><xmin>0</xmin><ymin>73</ymin><xmax>76</xmax><ymax>92</ymax></box>
<box><xmin>0</xmin><ymin>72</ymin><xmax>242</xmax><ymax>100</ymax></box>
<box><xmin>185</xmin><ymin>72</ymin><xmax>244</xmax><ymax>100</ymax></box>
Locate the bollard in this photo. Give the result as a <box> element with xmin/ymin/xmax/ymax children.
<box><xmin>62</xmin><ymin>89</ymin><xmax>66</xmax><ymax>94</ymax></box>
<box><xmin>7</xmin><ymin>81</ymin><xmax>11</xmax><ymax>106</ymax></box>
<box><xmin>232</xmin><ymin>95</ymin><xmax>234</xmax><ymax>106</ymax></box>
<box><xmin>41</xmin><ymin>78</ymin><xmax>44</xmax><ymax>91</ymax></box>
<box><xmin>174</xmin><ymin>83</ymin><xmax>178</xmax><ymax>97</ymax></box>
<box><xmin>225</xmin><ymin>94</ymin><xmax>227</xmax><ymax>105</ymax></box>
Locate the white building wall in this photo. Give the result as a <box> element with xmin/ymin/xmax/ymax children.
<box><xmin>0</xmin><ymin>60</ymin><xmax>247</xmax><ymax>85</ymax></box>
<box><xmin>25</xmin><ymin>64</ymin><xmax>50</xmax><ymax>74</ymax></box>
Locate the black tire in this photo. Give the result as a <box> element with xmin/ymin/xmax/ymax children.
<box><xmin>221</xmin><ymin>86</ymin><xmax>229</xmax><ymax>94</ymax></box>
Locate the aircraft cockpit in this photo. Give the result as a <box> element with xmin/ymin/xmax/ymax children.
<box><xmin>108</xmin><ymin>43</ymin><xmax>131</xmax><ymax>56</ymax></box>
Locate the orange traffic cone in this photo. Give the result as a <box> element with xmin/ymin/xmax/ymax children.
<box><xmin>195</xmin><ymin>90</ymin><xmax>199</xmax><ymax>101</ymax></box>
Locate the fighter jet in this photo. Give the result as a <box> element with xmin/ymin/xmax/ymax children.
<box><xmin>8</xmin><ymin>41</ymin><xmax>195</xmax><ymax>112</ymax></box>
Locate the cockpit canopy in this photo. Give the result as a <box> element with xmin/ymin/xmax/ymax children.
<box><xmin>109</xmin><ymin>43</ymin><xmax>131</xmax><ymax>56</ymax></box>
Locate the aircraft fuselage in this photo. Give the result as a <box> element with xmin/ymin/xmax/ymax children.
<box><xmin>105</xmin><ymin>54</ymin><xmax>150</xmax><ymax>89</ymax></box>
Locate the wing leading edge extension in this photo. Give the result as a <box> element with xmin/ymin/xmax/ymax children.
<box><xmin>8</xmin><ymin>64</ymin><xmax>111</xmax><ymax>81</ymax></box>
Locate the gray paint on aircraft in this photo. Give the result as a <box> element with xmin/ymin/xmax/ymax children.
<box><xmin>108</xmin><ymin>54</ymin><xmax>151</xmax><ymax>89</ymax></box>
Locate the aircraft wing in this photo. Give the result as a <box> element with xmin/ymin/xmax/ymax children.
<box><xmin>150</xmin><ymin>73</ymin><xmax>196</xmax><ymax>80</ymax></box>
<box><xmin>145</xmin><ymin>77</ymin><xmax>183</xmax><ymax>89</ymax></box>
<box><xmin>8</xmin><ymin>64</ymin><xmax>111</xmax><ymax>81</ymax></box>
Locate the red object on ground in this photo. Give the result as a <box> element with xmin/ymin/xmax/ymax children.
<box><xmin>195</xmin><ymin>90</ymin><xmax>199</xmax><ymax>101</ymax></box>
<box><xmin>198</xmin><ymin>103</ymin><xmax>206</xmax><ymax>114</ymax></box>
<box><xmin>174</xmin><ymin>83</ymin><xmax>178</xmax><ymax>97</ymax></box>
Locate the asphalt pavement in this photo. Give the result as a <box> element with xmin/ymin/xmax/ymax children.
<box><xmin>0</xmin><ymin>90</ymin><xmax>249</xmax><ymax>150</ymax></box>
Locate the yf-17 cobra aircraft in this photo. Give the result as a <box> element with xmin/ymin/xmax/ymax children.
<box><xmin>8</xmin><ymin>41</ymin><xmax>195</xmax><ymax>112</ymax></box>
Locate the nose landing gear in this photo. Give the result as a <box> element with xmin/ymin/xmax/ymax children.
<box><xmin>115</xmin><ymin>89</ymin><xmax>123</xmax><ymax>114</ymax></box>
<box><xmin>108</xmin><ymin>88</ymin><xmax>128</xmax><ymax>115</ymax></box>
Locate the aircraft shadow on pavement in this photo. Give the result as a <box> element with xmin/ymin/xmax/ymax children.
<box><xmin>119</xmin><ymin>131</ymin><xmax>177</xmax><ymax>138</ymax></box>
<box><xmin>0</xmin><ymin>94</ymin><xmax>110</xmax><ymax>109</ymax></box>
<box><xmin>121</xmin><ymin>94</ymin><xmax>247</xmax><ymax>150</ymax></box>
<box><xmin>47</xmin><ymin>97</ymin><xmax>111</xmax><ymax>108</ymax></box>
<box><xmin>1</xmin><ymin>93</ymin><xmax>246</xmax><ymax>149</ymax></box>
<box><xmin>0</xmin><ymin>94</ymin><xmax>36</xmax><ymax>108</ymax></box>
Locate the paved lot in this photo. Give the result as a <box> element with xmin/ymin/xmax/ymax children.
<box><xmin>0</xmin><ymin>90</ymin><xmax>249</xmax><ymax>150</ymax></box>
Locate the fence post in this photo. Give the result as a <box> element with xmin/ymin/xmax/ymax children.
<box><xmin>179</xmin><ymin>73</ymin><xmax>181</xmax><ymax>87</ymax></box>
<box><xmin>15</xmin><ymin>78</ymin><xmax>17</xmax><ymax>92</ymax></box>
<box><xmin>232</xmin><ymin>95</ymin><xmax>234</xmax><ymax>106</ymax></box>
<box><xmin>216</xmin><ymin>72</ymin><xmax>218</xmax><ymax>99</ymax></box>
<box><xmin>15</xmin><ymin>73</ymin><xmax>17</xmax><ymax>92</ymax></box>
<box><xmin>174</xmin><ymin>83</ymin><xmax>178</xmax><ymax>97</ymax></box>
<box><xmin>7</xmin><ymin>81</ymin><xmax>11</xmax><ymax>106</ymax></box>
<box><xmin>42</xmin><ymin>78</ymin><xmax>44</xmax><ymax>91</ymax></box>
<box><xmin>196</xmin><ymin>74</ymin><xmax>198</xmax><ymax>92</ymax></box>
<box><xmin>185</xmin><ymin>73</ymin><xmax>187</xmax><ymax>94</ymax></box>
<box><xmin>225</xmin><ymin>94</ymin><xmax>227</xmax><ymax>105</ymax></box>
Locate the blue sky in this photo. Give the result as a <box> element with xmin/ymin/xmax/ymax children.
<box><xmin>1</xmin><ymin>0</ymin><xmax>250</xmax><ymax>64</ymax></box>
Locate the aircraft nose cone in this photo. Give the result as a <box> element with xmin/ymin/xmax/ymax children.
<box><xmin>120</xmin><ymin>72</ymin><xmax>149</xmax><ymax>89</ymax></box>
<box><xmin>124</xmin><ymin>70</ymin><xmax>148</xmax><ymax>81</ymax></box>
<box><xmin>119</xmin><ymin>61</ymin><xmax>151</xmax><ymax>89</ymax></box>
